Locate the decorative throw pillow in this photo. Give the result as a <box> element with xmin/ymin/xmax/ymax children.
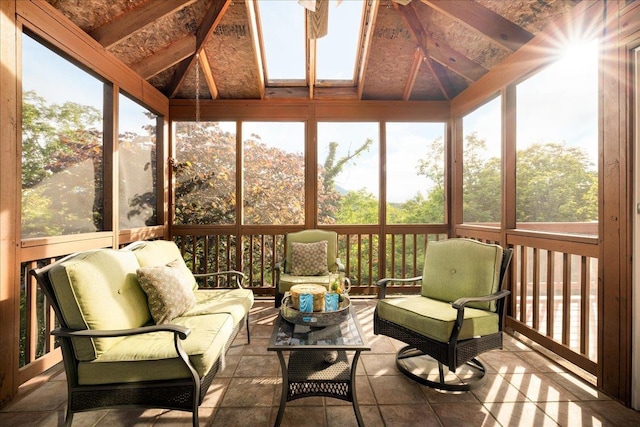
<box><xmin>290</xmin><ymin>241</ymin><xmax>329</xmax><ymax>276</ymax></box>
<box><xmin>136</xmin><ymin>260</ymin><xmax>197</xmax><ymax>324</ymax></box>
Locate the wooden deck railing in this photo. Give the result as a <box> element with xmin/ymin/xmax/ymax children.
<box><xmin>456</xmin><ymin>225</ymin><xmax>599</xmax><ymax>376</ymax></box>
<box><xmin>19</xmin><ymin>224</ymin><xmax>599</xmax><ymax>385</ymax></box>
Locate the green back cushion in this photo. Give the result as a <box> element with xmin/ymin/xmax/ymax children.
<box><xmin>131</xmin><ymin>240</ymin><xmax>198</xmax><ymax>291</ymax></box>
<box><xmin>285</xmin><ymin>230</ymin><xmax>337</xmax><ymax>274</ymax></box>
<box><xmin>48</xmin><ymin>249</ymin><xmax>151</xmax><ymax>361</ymax></box>
<box><xmin>421</xmin><ymin>239</ymin><xmax>503</xmax><ymax>311</ymax></box>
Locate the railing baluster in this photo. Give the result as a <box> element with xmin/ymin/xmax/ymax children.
<box><xmin>562</xmin><ymin>253</ymin><xmax>571</xmax><ymax>346</ymax></box>
<box><xmin>519</xmin><ymin>245</ymin><xmax>527</xmax><ymax>323</ymax></box>
<box><xmin>580</xmin><ymin>255</ymin><xmax>589</xmax><ymax>355</ymax></box>
<box><xmin>532</xmin><ymin>247</ymin><xmax>540</xmax><ymax>330</ymax></box>
<box><xmin>546</xmin><ymin>250</ymin><xmax>555</xmax><ymax>338</ymax></box>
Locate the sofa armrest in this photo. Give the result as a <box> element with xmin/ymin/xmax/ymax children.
<box><xmin>375</xmin><ymin>276</ymin><xmax>422</xmax><ymax>299</ymax></box>
<box><xmin>51</xmin><ymin>324</ymin><xmax>190</xmax><ymax>340</ymax></box>
<box><xmin>52</xmin><ymin>324</ymin><xmax>200</xmax><ymax>383</ymax></box>
<box><xmin>193</xmin><ymin>270</ymin><xmax>247</xmax><ymax>288</ymax></box>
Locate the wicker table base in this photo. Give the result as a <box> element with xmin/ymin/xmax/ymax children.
<box><xmin>274</xmin><ymin>349</ymin><xmax>364</xmax><ymax>427</ymax></box>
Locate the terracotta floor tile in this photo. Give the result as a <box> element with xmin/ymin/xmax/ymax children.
<box><xmin>212</xmin><ymin>407</ymin><xmax>272</xmax><ymax>427</ymax></box>
<box><xmin>431</xmin><ymin>402</ymin><xmax>501</xmax><ymax>426</ymax></box>
<box><xmin>471</xmin><ymin>374</ymin><xmax>529</xmax><ymax>403</ymax></box>
<box><xmin>368</xmin><ymin>374</ymin><xmax>428</xmax><ymax>404</ymax></box>
<box><xmin>502</xmin><ymin>373</ymin><xmax>579</xmax><ymax>402</ymax></box>
<box><xmin>326</xmin><ymin>404</ymin><xmax>384</xmax><ymax>427</ymax></box>
<box><xmin>220</xmin><ymin>377</ymin><xmax>277</xmax><ymax>407</ymax></box>
<box><xmin>484</xmin><ymin>401</ymin><xmax>559</xmax><ymax>426</ymax></box>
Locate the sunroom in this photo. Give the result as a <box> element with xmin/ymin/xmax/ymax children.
<box><xmin>1</xmin><ymin>0</ymin><xmax>639</xmax><ymax>425</ymax></box>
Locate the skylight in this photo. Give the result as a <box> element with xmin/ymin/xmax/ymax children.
<box><xmin>257</xmin><ymin>1</ymin><xmax>306</xmax><ymax>82</ymax></box>
<box><xmin>256</xmin><ymin>0</ymin><xmax>365</xmax><ymax>86</ymax></box>
<box><xmin>316</xmin><ymin>0</ymin><xmax>364</xmax><ymax>83</ymax></box>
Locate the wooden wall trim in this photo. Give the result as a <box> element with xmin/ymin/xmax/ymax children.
<box><xmin>0</xmin><ymin>0</ymin><xmax>19</xmax><ymax>408</ymax></box>
<box><xmin>169</xmin><ymin>99</ymin><xmax>451</xmax><ymax>122</ymax></box>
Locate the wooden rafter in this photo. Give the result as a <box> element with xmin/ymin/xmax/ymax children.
<box><xmin>90</xmin><ymin>0</ymin><xmax>197</xmax><ymax>48</ymax></box>
<box><xmin>393</xmin><ymin>1</ymin><xmax>487</xmax><ymax>83</ymax></box>
<box><xmin>246</xmin><ymin>0</ymin><xmax>265</xmax><ymax>99</ymax></box>
<box><xmin>356</xmin><ymin>0</ymin><xmax>380</xmax><ymax>100</ymax></box>
<box><xmin>166</xmin><ymin>0</ymin><xmax>231</xmax><ymax>98</ymax></box>
<box><xmin>131</xmin><ymin>34</ymin><xmax>196</xmax><ymax>80</ymax></box>
<box><xmin>403</xmin><ymin>47</ymin><xmax>422</xmax><ymax>100</ymax></box>
<box><xmin>198</xmin><ymin>50</ymin><xmax>218</xmax><ymax>99</ymax></box>
<box><xmin>421</xmin><ymin>0</ymin><xmax>534</xmax><ymax>52</ymax></box>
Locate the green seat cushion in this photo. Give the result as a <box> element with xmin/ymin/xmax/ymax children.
<box><xmin>130</xmin><ymin>240</ymin><xmax>198</xmax><ymax>291</ymax></box>
<box><xmin>422</xmin><ymin>239</ymin><xmax>503</xmax><ymax>311</ymax></box>
<box><xmin>278</xmin><ymin>274</ymin><xmax>332</xmax><ymax>293</ymax></box>
<box><xmin>184</xmin><ymin>288</ymin><xmax>254</xmax><ymax>324</ymax></box>
<box><xmin>77</xmin><ymin>313</ymin><xmax>234</xmax><ymax>385</ymax></box>
<box><xmin>48</xmin><ymin>249</ymin><xmax>151</xmax><ymax>361</ymax></box>
<box><xmin>377</xmin><ymin>296</ymin><xmax>499</xmax><ymax>342</ymax></box>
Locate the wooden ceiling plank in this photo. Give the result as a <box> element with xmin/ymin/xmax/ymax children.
<box><xmin>166</xmin><ymin>0</ymin><xmax>232</xmax><ymax>98</ymax></box>
<box><xmin>199</xmin><ymin>50</ymin><xmax>218</xmax><ymax>99</ymax></box>
<box><xmin>393</xmin><ymin>2</ymin><xmax>487</xmax><ymax>82</ymax></box>
<box><xmin>403</xmin><ymin>47</ymin><xmax>422</xmax><ymax>100</ymax></box>
<box><xmin>90</xmin><ymin>0</ymin><xmax>197</xmax><ymax>48</ymax></box>
<box><xmin>131</xmin><ymin>34</ymin><xmax>195</xmax><ymax>80</ymax></box>
<box><xmin>421</xmin><ymin>0</ymin><xmax>534</xmax><ymax>52</ymax></box>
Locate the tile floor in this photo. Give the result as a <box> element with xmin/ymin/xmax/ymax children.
<box><xmin>2</xmin><ymin>299</ymin><xmax>640</xmax><ymax>426</ymax></box>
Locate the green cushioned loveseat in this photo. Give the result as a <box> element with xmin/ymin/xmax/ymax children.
<box><xmin>29</xmin><ymin>240</ymin><xmax>254</xmax><ymax>427</ymax></box>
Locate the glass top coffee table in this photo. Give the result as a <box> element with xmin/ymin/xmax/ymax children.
<box><xmin>267</xmin><ymin>304</ymin><xmax>370</xmax><ymax>427</ymax></box>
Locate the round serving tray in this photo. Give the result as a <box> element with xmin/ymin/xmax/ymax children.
<box><xmin>280</xmin><ymin>294</ymin><xmax>351</xmax><ymax>327</ymax></box>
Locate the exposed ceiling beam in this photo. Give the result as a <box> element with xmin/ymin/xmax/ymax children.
<box><xmin>90</xmin><ymin>0</ymin><xmax>197</xmax><ymax>48</ymax></box>
<box><xmin>166</xmin><ymin>0</ymin><xmax>231</xmax><ymax>98</ymax></box>
<box><xmin>309</xmin><ymin>39</ymin><xmax>316</xmax><ymax>100</ymax></box>
<box><xmin>246</xmin><ymin>0</ymin><xmax>265</xmax><ymax>99</ymax></box>
<box><xmin>199</xmin><ymin>50</ymin><xmax>218</xmax><ymax>99</ymax></box>
<box><xmin>420</xmin><ymin>0</ymin><xmax>534</xmax><ymax>52</ymax></box>
<box><xmin>393</xmin><ymin>1</ymin><xmax>487</xmax><ymax>83</ymax></box>
<box><xmin>403</xmin><ymin>48</ymin><xmax>422</xmax><ymax>100</ymax></box>
<box><xmin>356</xmin><ymin>0</ymin><xmax>380</xmax><ymax>100</ymax></box>
<box><xmin>130</xmin><ymin>35</ymin><xmax>195</xmax><ymax>80</ymax></box>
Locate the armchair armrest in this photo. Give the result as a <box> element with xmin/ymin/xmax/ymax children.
<box><xmin>452</xmin><ymin>289</ymin><xmax>511</xmax><ymax>310</ymax></box>
<box><xmin>375</xmin><ymin>276</ymin><xmax>422</xmax><ymax>299</ymax></box>
<box><xmin>449</xmin><ymin>289</ymin><xmax>511</xmax><ymax>345</ymax></box>
<box><xmin>193</xmin><ymin>270</ymin><xmax>246</xmax><ymax>288</ymax></box>
<box><xmin>335</xmin><ymin>258</ymin><xmax>345</xmax><ymax>272</ymax></box>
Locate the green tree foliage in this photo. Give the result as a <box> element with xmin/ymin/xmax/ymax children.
<box><xmin>462</xmin><ymin>132</ymin><xmax>501</xmax><ymax>222</ymax></box>
<box><xmin>516</xmin><ymin>142</ymin><xmax>597</xmax><ymax>222</ymax></box>
<box><xmin>173</xmin><ymin>123</ymin><xmax>238</xmax><ymax>225</ymax></box>
<box><xmin>21</xmin><ymin>91</ymin><xmax>104</xmax><ymax>237</ymax></box>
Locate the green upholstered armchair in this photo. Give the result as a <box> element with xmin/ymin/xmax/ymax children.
<box><xmin>274</xmin><ymin>229</ymin><xmax>345</xmax><ymax>307</ymax></box>
<box><xmin>374</xmin><ymin>238</ymin><xmax>513</xmax><ymax>391</ymax></box>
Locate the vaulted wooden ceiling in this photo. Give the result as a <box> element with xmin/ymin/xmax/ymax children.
<box><xmin>47</xmin><ymin>0</ymin><xmax>581</xmax><ymax>101</ymax></box>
